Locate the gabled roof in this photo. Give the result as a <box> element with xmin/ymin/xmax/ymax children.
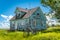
<box><xmin>10</xmin><ymin>16</ymin><xmax>16</xmax><ymax>21</ymax></box>
<box><xmin>10</xmin><ymin>7</ymin><xmax>40</xmax><ymax>21</ymax></box>
<box><xmin>23</xmin><ymin>7</ymin><xmax>39</xmax><ymax>18</ymax></box>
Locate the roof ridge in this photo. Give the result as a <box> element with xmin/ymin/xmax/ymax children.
<box><xmin>10</xmin><ymin>7</ymin><xmax>40</xmax><ymax>20</ymax></box>
<box><xmin>23</xmin><ymin>7</ymin><xmax>39</xmax><ymax>18</ymax></box>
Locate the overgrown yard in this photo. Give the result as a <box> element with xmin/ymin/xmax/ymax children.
<box><xmin>0</xmin><ymin>27</ymin><xmax>60</xmax><ymax>40</ymax></box>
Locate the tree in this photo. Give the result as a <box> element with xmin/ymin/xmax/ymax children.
<box><xmin>41</xmin><ymin>0</ymin><xmax>60</xmax><ymax>19</ymax></box>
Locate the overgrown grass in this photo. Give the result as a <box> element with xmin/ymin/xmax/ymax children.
<box><xmin>42</xmin><ymin>27</ymin><xmax>60</xmax><ymax>33</ymax></box>
<box><xmin>0</xmin><ymin>27</ymin><xmax>60</xmax><ymax>40</ymax></box>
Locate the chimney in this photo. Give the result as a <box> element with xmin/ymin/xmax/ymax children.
<box><xmin>26</xmin><ymin>8</ymin><xmax>27</xmax><ymax>10</ymax></box>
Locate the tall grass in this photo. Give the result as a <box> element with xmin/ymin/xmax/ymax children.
<box><xmin>0</xmin><ymin>27</ymin><xmax>60</xmax><ymax>40</ymax></box>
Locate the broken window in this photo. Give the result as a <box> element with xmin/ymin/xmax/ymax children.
<box><xmin>36</xmin><ymin>13</ymin><xmax>40</xmax><ymax>19</ymax></box>
<box><xmin>37</xmin><ymin>13</ymin><xmax>39</xmax><ymax>15</ymax></box>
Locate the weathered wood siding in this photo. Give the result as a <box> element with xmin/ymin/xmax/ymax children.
<box><xmin>10</xmin><ymin>21</ymin><xmax>15</xmax><ymax>30</ymax></box>
<box><xmin>13</xmin><ymin>18</ymin><xmax>29</xmax><ymax>30</ymax></box>
<box><xmin>29</xmin><ymin>8</ymin><xmax>46</xmax><ymax>30</ymax></box>
<box><xmin>10</xmin><ymin>19</ymin><xmax>29</xmax><ymax>30</ymax></box>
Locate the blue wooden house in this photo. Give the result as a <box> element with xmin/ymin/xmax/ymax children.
<box><xmin>10</xmin><ymin>7</ymin><xmax>47</xmax><ymax>31</ymax></box>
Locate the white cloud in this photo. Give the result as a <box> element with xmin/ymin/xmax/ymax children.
<box><xmin>1</xmin><ymin>14</ymin><xmax>8</xmax><ymax>19</ymax></box>
<box><xmin>0</xmin><ymin>14</ymin><xmax>13</xmax><ymax>29</ymax></box>
<box><xmin>1</xmin><ymin>14</ymin><xmax>13</xmax><ymax>21</ymax></box>
<box><xmin>0</xmin><ymin>22</ymin><xmax>9</xmax><ymax>29</ymax></box>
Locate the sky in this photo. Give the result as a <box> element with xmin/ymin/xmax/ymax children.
<box><xmin>0</xmin><ymin>0</ymin><xmax>50</xmax><ymax>29</ymax></box>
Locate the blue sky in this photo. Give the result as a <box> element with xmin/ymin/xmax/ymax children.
<box><xmin>0</xmin><ymin>0</ymin><xmax>50</xmax><ymax>29</ymax></box>
<box><xmin>0</xmin><ymin>0</ymin><xmax>50</xmax><ymax>15</ymax></box>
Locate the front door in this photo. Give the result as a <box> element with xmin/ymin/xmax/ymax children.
<box><xmin>31</xmin><ymin>19</ymin><xmax>41</xmax><ymax>30</ymax></box>
<box><xmin>36</xmin><ymin>19</ymin><xmax>41</xmax><ymax>27</ymax></box>
<box><xmin>17</xmin><ymin>22</ymin><xmax>21</xmax><ymax>30</ymax></box>
<box><xmin>31</xmin><ymin>19</ymin><xmax>36</xmax><ymax>27</ymax></box>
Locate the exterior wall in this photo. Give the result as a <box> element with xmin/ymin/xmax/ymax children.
<box><xmin>10</xmin><ymin>18</ymin><xmax>29</xmax><ymax>31</ymax></box>
<box><xmin>11</xmin><ymin>19</ymin><xmax>29</xmax><ymax>30</ymax></box>
<box><xmin>29</xmin><ymin>8</ymin><xmax>46</xmax><ymax>30</ymax></box>
<box><xmin>10</xmin><ymin>21</ymin><xmax>15</xmax><ymax>30</ymax></box>
<box><xmin>16</xmin><ymin>19</ymin><xmax>29</xmax><ymax>30</ymax></box>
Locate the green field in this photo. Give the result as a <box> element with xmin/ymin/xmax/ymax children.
<box><xmin>0</xmin><ymin>27</ymin><xmax>60</xmax><ymax>40</ymax></box>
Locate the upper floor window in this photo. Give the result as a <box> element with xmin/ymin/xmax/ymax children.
<box><xmin>36</xmin><ymin>13</ymin><xmax>40</xmax><ymax>19</ymax></box>
<box><xmin>16</xmin><ymin>13</ymin><xmax>20</xmax><ymax>16</ymax></box>
<box><xmin>16</xmin><ymin>13</ymin><xmax>20</xmax><ymax>19</ymax></box>
<box><xmin>37</xmin><ymin>13</ymin><xmax>39</xmax><ymax>15</ymax></box>
<box><xmin>12</xmin><ymin>21</ymin><xmax>15</xmax><ymax>27</ymax></box>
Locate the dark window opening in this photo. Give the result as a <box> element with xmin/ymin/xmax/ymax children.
<box><xmin>19</xmin><ymin>14</ymin><xmax>20</xmax><ymax>16</ymax></box>
<box><xmin>37</xmin><ymin>13</ymin><xmax>39</xmax><ymax>15</ymax></box>
<box><xmin>20</xmin><ymin>12</ymin><xmax>26</xmax><ymax>18</ymax></box>
<box><xmin>16</xmin><ymin>12</ymin><xmax>27</xmax><ymax>19</ymax></box>
<box><xmin>36</xmin><ymin>13</ymin><xmax>40</xmax><ymax>19</ymax></box>
<box><xmin>16</xmin><ymin>13</ymin><xmax>21</xmax><ymax>19</ymax></box>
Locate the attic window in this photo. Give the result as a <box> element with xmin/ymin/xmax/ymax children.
<box><xmin>37</xmin><ymin>13</ymin><xmax>39</xmax><ymax>15</ymax></box>
<box><xmin>19</xmin><ymin>14</ymin><xmax>20</xmax><ymax>16</ymax></box>
<box><xmin>25</xmin><ymin>12</ymin><xmax>26</xmax><ymax>14</ymax></box>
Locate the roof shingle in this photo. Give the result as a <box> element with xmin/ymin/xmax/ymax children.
<box><xmin>10</xmin><ymin>7</ymin><xmax>40</xmax><ymax>21</ymax></box>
